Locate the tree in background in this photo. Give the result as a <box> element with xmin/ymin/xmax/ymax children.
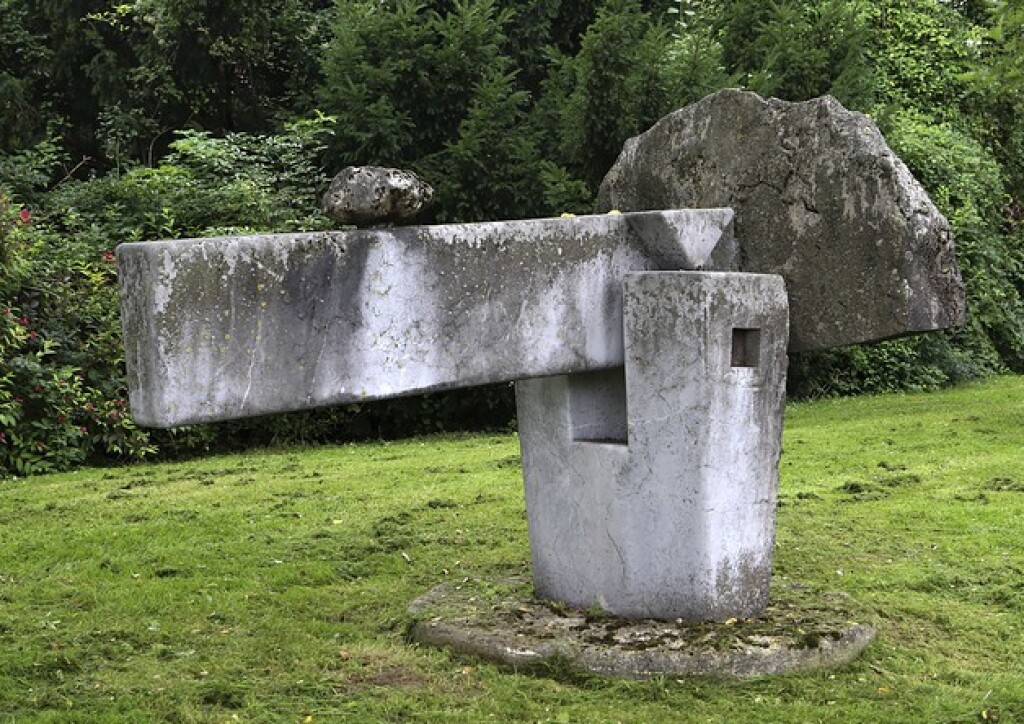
<box><xmin>0</xmin><ymin>0</ymin><xmax>331</xmax><ymax>171</ymax></box>
<box><xmin>552</xmin><ymin>0</ymin><xmax>671</xmax><ymax>190</ymax></box>
<box><xmin>661</xmin><ymin>0</ymin><xmax>735</xmax><ymax>108</ymax></box>
<box><xmin>970</xmin><ymin>1</ymin><xmax>1024</xmax><ymax>202</ymax></box>
<box><xmin>320</xmin><ymin>0</ymin><xmax>512</xmax><ymax>169</ymax></box>
<box><xmin>0</xmin><ymin>0</ymin><xmax>52</xmax><ymax>154</ymax></box>
<box><xmin>319</xmin><ymin>0</ymin><xmax>591</xmax><ymax>221</ymax></box>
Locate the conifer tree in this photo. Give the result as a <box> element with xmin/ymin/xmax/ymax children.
<box><xmin>319</xmin><ymin>0</ymin><xmax>512</xmax><ymax>167</ymax></box>
<box><xmin>555</xmin><ymin>0</ymin><xmax>670</xmax><ymax>189</ymax></box>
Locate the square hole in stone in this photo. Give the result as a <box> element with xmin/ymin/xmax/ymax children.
<box><xmin>568</xmin><ymin>367</ymin><xmax>628</xmax><ymax>444</ymax></box>
<box><xmin>731</xmin><ymin>328</ymin><xmax>761</xmax><ymax>368</ymax></box>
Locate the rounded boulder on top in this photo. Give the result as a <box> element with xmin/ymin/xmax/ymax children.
<box><xmin>321</xmin><ymin>166</ymin><xmax>435</xmax><ymax>227</ymax></box>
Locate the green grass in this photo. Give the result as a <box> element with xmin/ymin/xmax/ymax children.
<box><xmin>1</xmin><ymin>376</ymin><xmax>1022</xmax><ymax>723</ymax></box>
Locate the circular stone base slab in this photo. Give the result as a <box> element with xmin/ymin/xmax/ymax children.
<box><xmin>408</xmin><ymin>577</ymin><xmax>875</xmax><ymax>679</ymax></box>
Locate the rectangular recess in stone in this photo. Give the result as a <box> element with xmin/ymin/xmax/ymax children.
<box><xmin>568</xmin><ymin>368</ymin><xmax>628</xmax><ymax>444</ymax></box>
<box><xmin>730</xmin><ymin>328</ymin><xmax>761</xmax><ymax>368</ymax></box>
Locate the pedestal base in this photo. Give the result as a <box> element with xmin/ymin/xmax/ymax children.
<box><xmin>408</xmin><ymin>578</ymin><xmax>875</xmax><ymax>679</ymax></box>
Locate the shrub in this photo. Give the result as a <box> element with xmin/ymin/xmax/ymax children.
<box><xmin>553</xmin><ymin>0</ymin><xmax>671</xmax><ymax>190</ymax></box>
<box><xmin>0</xmin><ymin>117</ymin><xmax>337</xmax><ymax>475</ymax></box>
<box><xmin>320</xmin><ymin>0</ymin><xmax>513</xmax><ymax>169</ymax></box>
<box><xmin>0</xmin><ymin>196</ymin><xmax>154</xmax><ymax>475</ymax></box>
<box><xmin>718</xmin><ymin>0</ymin><xmax>874</xmax><ymax>107</ymax></box>
<box><xmin>883</xmin><ymin>109</ymin><xmax>1024</xmax><ymax>372</ymax></box>
<box><xmin>45</xmin><ymin>114</ymin><xmax>336</xmax><ymax>242</ymax></box>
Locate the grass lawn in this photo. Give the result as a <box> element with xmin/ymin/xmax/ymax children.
<box><xmin>1</xmin><ymin>375</ymin><xmax>1022</xmax><ymax>722</ymax></box>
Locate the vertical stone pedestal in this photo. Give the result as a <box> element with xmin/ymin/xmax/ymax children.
<box><xmin>517</xmin><ymin>271</ymin><xmax>789</xmax><ymax>621</ymax></box>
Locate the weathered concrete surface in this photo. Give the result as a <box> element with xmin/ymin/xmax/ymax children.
<box><xmin>322</xmin><ymin>166</ymin><xmax>434</xmax><ymax>226</ymax></box>
<box><xmin>117</xmin><ymin>209</ymin><xmax>734</xmax><ymax>428</ymax></box>
<box><xmin>597</xmin><ymin>89</ymin><xmax>965</xmax><ymax>352</ymax></box>
<box><xmin>517</xmin><ymin>271</ymin><xmax>788</xmax><ymax>621</ymax></box>
<box><xmin>408</xmin><ymin>577</ymin><xmax>876</xmax><ymax>679</ymax></box>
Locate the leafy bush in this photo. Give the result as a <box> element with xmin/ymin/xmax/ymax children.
<box><xmin>0</xmin><ymin>195</ymin><xmax>154</xmax><ymax>475</ymax></box>
<box><xmin>789</xmin><ymin>338</ymin><xmax>952</xmax><ymax>399</ymax></box>
<box><xmin>869</xmin><ymin>0</ymin><xmax>982</xmax><ymax>118</ymax></box>
<box><xmin>45</xmin><ymin>114</ymin><xmax>336</xmax><ymax>241</ymax></box>
<box><xmin>0</xmin><ymin>117</ymin><xmax>338</xmax><ymax>475</ymax></box>
<box><xmin>883</xmin><ymin>109</ymin><xmax>1024</xmax><ymax>372</ymax></box>
<box><xmin>0</xmin><ymin>111</ymin><xmax>523</xmax><ymax>475</ymax></box>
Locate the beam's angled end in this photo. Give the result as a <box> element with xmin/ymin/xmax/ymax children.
<box><xmin>626</xmin><ymin>208</ymin><xmax>735</xmax><ymax>270</ymax></box>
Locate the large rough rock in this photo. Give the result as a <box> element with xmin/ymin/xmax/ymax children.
<box><xmin>322</xmin><ymin>166</ymin><xmax>434</xmax><ymax>226</ymax></box>
<box><xmin>598</xmin><ymin>89</ymin><xmax>966</xmax><ymax>352</ymax></box>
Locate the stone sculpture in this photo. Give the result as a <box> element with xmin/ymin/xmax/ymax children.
<box><xmin>116</xmin><ymin>91</ymin><xmax>964</xmax><ymax>631</ymax></box>
<box><xmin>118</xmin><ymin>209</ymin><xmax>787</xmax><ymax>622</ymax></box>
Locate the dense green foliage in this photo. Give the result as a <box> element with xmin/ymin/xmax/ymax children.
<box><xmin>1</xmin><ymin>0</ymin><xmax>1023</xmax><ymax>473</ymax></box>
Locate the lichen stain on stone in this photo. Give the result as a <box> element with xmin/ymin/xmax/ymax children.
<box><xmin>711</xmin><ymin>553</ymin><xmax>772</xmax><ymax>620</ymax></box>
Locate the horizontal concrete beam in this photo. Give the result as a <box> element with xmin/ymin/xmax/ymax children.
<box><xmin>118</xmin><ymin>210</ymin><xmax>735</xmax><ymax>427</ymax></box>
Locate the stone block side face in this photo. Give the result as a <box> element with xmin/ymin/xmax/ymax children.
<box><xmin>118</xmin><ymin>247</ymin><xmax>167</xmax><ymax>428</ymax></box>
<box><xmin>597</xmin><ymin>89</ymin><xmax>965</xmax><ymax>352</ymax></box>
<box><xmin>518</xmin><ymin>271</ymin><xmax>788</xmax><ymax>621</ymax></box>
